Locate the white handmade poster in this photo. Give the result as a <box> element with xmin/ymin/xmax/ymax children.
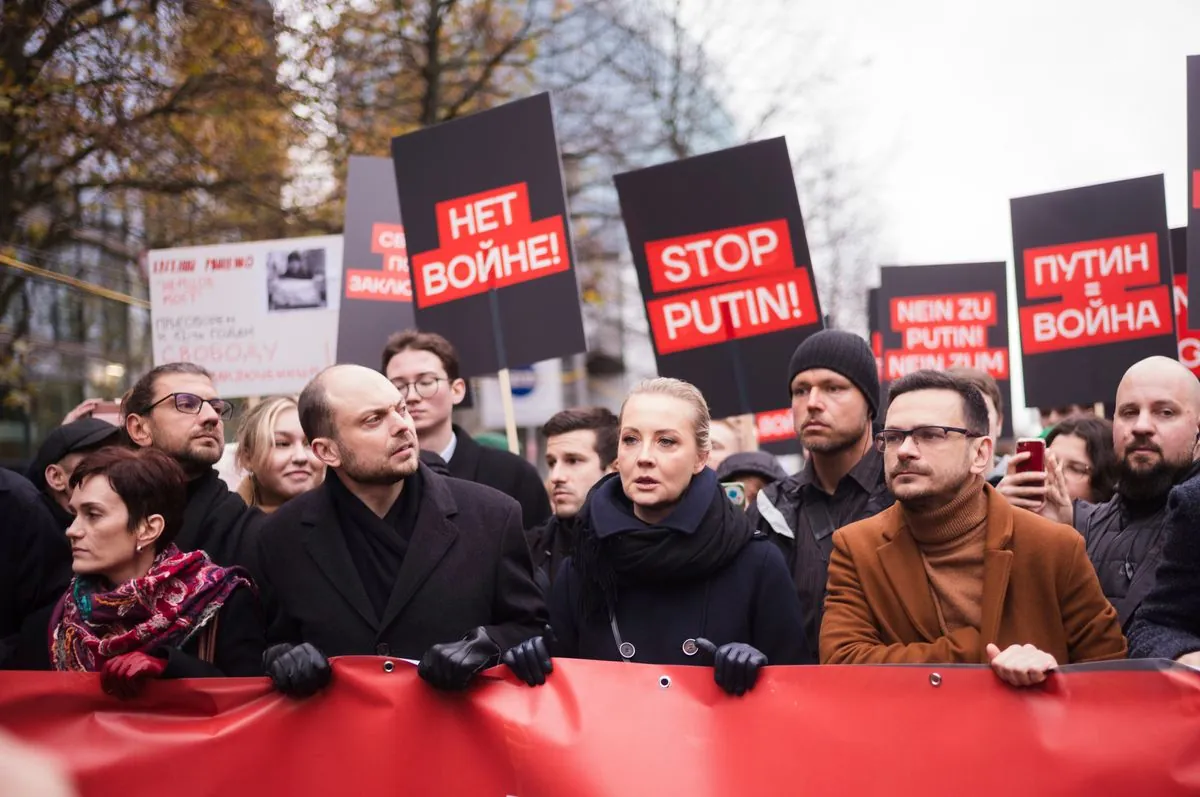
<box><xmin>148</xmin><ymin>235</ymin><xmax>343</xmax><ymax>397</ymax></box>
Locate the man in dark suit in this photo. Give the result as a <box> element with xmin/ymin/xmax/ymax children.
<box><xmin>255</xmin><ymin>364</ymin><xmax>546</xmax><ymax>695</ymax></box>
<box><xmin>382</xmin><ymin>330</ymin><xmax>550</xmax><ymax>529</ymax></box>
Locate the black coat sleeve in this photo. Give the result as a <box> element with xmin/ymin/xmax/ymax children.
<box><xmin>254</xmin><ymin>519</ymin><xmax>303</xmax><ymax>647</ymax></box>
<box><xmin>513</xmin><ymin>459</ymin><xmax>551</xmax><ymax>530</ymax></box>
<box><xmin>1</xmin><ymin>487</ymin><xmax>71</xmax><ymax>668</ymax></box>
<box><xmin>547</xmin><ymin>559</ymin><xmax>579</xmax><ymax>659</ymax></box>
<box><xmin>1127</xmin><ymin>479</ymin><xmax>1200</xmax><ymax>659</ymax></box>
<box><xmin>161</xmin><ymin>586</ymin><xmax>266</xmax><ymax>678</ymax></box>
<box><xmin>483</xmin><ymin>502</ymin><xmax>549</xmax><ymax>651</ymax></box>
<box><xmin>749</xmin><ymin>540</ymin><xmax>813</xmax><ymax>665</ymax></box>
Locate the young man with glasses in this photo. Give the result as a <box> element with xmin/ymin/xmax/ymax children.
<box><xmin>122</xmin><ymin>362</ymin><xmax>261</xmax><ymax>567</ymax></box>
<box><xmin>820</xmin><ymin>370</ymin><xmax>1125</xmax><ymax>684</ymax></box>
<box><xmin>382</xmin><ymin>330</ymin><xmax>550</xmax><ymax>529</ymax></box>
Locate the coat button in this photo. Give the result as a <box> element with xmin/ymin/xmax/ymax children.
<box><xmin>618</xmin><ymin>641</ymin><xmax>636</xmax><ymax>660</ymax></box>
<box><xmin>376</xmin><ymin>643</ymin><xmax>390</xmax><ymax>656</ymax></box>
<box><xmin>682</xmin><ymin>639</ymin><xmax>699</xmax><ymax>657</ymax></box>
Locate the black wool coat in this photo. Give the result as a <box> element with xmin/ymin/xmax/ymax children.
<box><xmin>448</xmin><ymin>424</ymin><xmax>551</xmax><ymax>530</ymax></box>
<box><xmin>177</xmin><ymin>469</ymin><xmax>264</xmax><ymax>570</ymax></box>
<box><xmin>255</xmin><ymin>463</ymin><xmax>547</xmax><ymax>658</ymax></box>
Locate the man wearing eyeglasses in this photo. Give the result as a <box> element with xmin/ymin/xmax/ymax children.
<box><xmin>382</xmin><ymin>330</ymin><xmax>550</xmax><ymax>529</ymax></box>
<box><xmin>820</xmin><ymin>370</ymin><xmax>1125</xmax><ymax>685</ymax></box>
<box><xmin>122</xmin><ymin>363</ymin><xmax>261</xmax><ymax>567</ymax></box>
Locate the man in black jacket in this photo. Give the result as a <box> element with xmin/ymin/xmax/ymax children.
<box><xmin>27</xmin><ymin>418</ymin><xmax>121</xmax><ymax>529</ymax></box>
<box><xmin>526</xmin><ymin>407</ymin><xmax>618</xmax><ymax>589</ymax></box>
<box><xmin>746</xmin><ymin>330</ymin><xmax>893</xmax><ymax>660</ymax></box>
<box><xmin>256</xmin><ymin>364</ymin><xmax>546</xmax><ymax>696</ymax></box>
<box><xmin>122</xmin><ymin>363</ymin><xmax>261</xmax><ymax>567</ymax></box>
<box><xmin>382</xmin><ymin>330</ymin><xmax>550</xmax><ymax>529</ymax></box>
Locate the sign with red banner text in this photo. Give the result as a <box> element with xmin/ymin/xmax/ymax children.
<box><xmin>754</xmin><ymin>407</ymin><xmax>798</xmax><ymax>456</ymax></box>
<box><xmin>1011</xmin><ymin>175</ymin><xmax>1176</xmax><ymax>409</ymax></box>
<box><xmin>878</xmin><ymin>262</ymin><xmax>1013</xmax><ymax>437</ymax></box>
<box><xmin>1</xmin><ymin>659</ymin><xmax>1199</xmax><ymax>797</ymax></box>
<box><xmin>1187</xmin><ymin>55</ymin><xmax>1200</xmax><ymax>325</ymax></box>
<box><xmin>336</xmin><ymin>156</ymin><xmax>415</xmax><ymax>369</ymax></box>
<box><xmin>868</xmin><ymin>286</ymin><xmax>883</xmax><ymax>384</ymax></box>
<box><xmin>615</xmin><ymin>138</ymin><xmax>823</xmax><ymax>418</ymax></box>
<box><xmin>391</xmin><ymin>93</ymin><xmax>586</xmax><ymax>377</ymax></box>
<box><xmin>1170</xmin><ymin>227</ymin><xmax>1200</xmax><ymax>375</ymax></box>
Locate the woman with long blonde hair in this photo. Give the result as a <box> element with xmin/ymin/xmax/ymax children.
<box><xmin>236</xmin><ymin>396</ymin><xmax>323</xmax><ymax>512</ymax></box>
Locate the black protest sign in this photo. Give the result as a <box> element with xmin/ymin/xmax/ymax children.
<box><xmin>878</xmin><ymin>263</ymin><xmax>1013</xmax><ymax>438</ymax></box>
<box><xmin>1011</xmin><ymin>175</ymin><xmax>1175</xmax><ymax>409</ymax></box>
<box><xmin>867</xmin><ymin>287</ymin><xmax>883</xmax><ymax>383</ymax></box>
<box><xmin>614</xmin><ymin>138</ymin><xmax>823</xmax><ymax>418</ymax></box>
<box><xmin>1189</xmin><ymin>56</ymin><xmax>1200</xmax><ymax>326</ymax></box>
<box><xmin>336</xmin><ymin>156</ymin><xmax>415</xmax><ymax>369</ymax></box>
<box><xmin>1171</xmin><ymin>227</ymin><xmax>1200</xmax><ymax>376</ymax></box>
<box><xmin>390</xmin><ymin>93</ymin><xmax>586</xmax><ymax>378</ymax></box>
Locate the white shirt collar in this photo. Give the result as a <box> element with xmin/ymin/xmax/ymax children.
<box><xmin>439</xmin><ymin>430</ymin><xmax>458</xmax><ymax>463</ymax></box>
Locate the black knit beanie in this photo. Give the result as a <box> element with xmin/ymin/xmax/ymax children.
<box><xmin>786</xmin><ymin>330</ymin><xmax>880</xmax><ymax>418</ymax></box>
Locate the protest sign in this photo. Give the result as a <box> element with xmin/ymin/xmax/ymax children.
<box><xmin>148</xmin><ymin>235</ymin><xmax>342</xmax><ymax>397</ymax></box>
<box><xmin>1188</xmin><ymin>55</ymin><xmax>1200</xmax><ymax>325</ymax></box>
<box><xmin>879</xmin><ymin>263</ymin><xmax>1012</xmax><ymax>436</ymax></box>
<box><xmin>754</xmin><ymin>407</ymin><xmax>798</xmax><ymax>456</ymax></box>
<box><xmin>1011</xmin><ymin>176</ymin><xmax>1175</xmax><ymax>409</ymax></box>
<box><xmin>336</xmin><ymin>156</ymin><xmax>414</xmax><ymax>369</ymax></box>
<box><xmin>1170</xmin><ymin>227</ymin><xmax>1200</xmax><ymax>376</ymax></box>
<box><xmin>615</xmin><ymin>138</ymin><xmax>823</xmax><ymax>418</ymax></box>
<box><xmin>390</xmin><ymin>93</ymin><xmax>586</xmax><ymax>379</ymax></box>
<box><xmin>868</xmin><ymin>286</ymin><xmax>883</xmax><ymax>383</ymax></box>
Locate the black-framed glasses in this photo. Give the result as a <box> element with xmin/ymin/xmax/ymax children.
<box><xmin>392</xmin><ymin>375</ymin><xmax>448</xmax><ymax>400</ymax></box>
<box><xmin>142</xmin><ymin>392</ymin><xmax>234</xmax><ymax>420</ymax></box>
<box><xmin>874</xmin><ymin>425</ymin><xmax>981</xmax><ymax>452</ymax></box>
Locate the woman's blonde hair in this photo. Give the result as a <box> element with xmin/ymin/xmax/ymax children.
<box><xmin>235</xmin><ymin>396</ymin><xmax>299</xmax><ymax>507</ymax></box>
<box><xmin>620</xmin><ymin>377</ymin><xmax>712</xmax><ymax>453</ymax></box>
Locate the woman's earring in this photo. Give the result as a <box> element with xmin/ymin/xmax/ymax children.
<box><xmin>136</xmin><ymin>544</ymin><xmax>143</xmax><ymax>553</ymax></box>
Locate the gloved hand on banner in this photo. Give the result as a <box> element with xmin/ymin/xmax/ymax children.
<box><xmin>502</xmin><ymin>625</ymin><xmax>555</xmax><ymax>687</ymax></box>
<box><xmin>265</xmin><ymin>643</ymin><xmax>332</xmax><ymax>698</ymax></box>
<box><xmin>695</xmin><ymin>638</ymin><xmax>768</xmax><ymax>697</ymax></box>
<box><xmin>100</xmin><ymin>652</ymin><xmax>167</xmax><ymax>699</ymax></box>
<box><xmin>418</xmin><ymin>627</ymin><xmax>501</xmax><ymax>691</ymax></box>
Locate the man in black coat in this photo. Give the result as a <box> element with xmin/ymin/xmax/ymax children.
<box><xmin>382</xmin><ymin>330</ymin><xmax>550</xmax><ymax>529</ymax></box>
<box><xmin>255</xmin><ymin>364</ymin><xmax>546</xmax><ymax>696</ymax></box>
<box><xmin>122</xmin><ymin>363</ymin><xmax>261</xmax><ymax>568</ymax></box>
<box><xmin>0</xmin><ymin>468</ymin><xmax>71</xmax><ymax>668</ymax></box>
<box><xmin>27</xmin><ymin>418</ymin><xmax>121</xmax><ymax>529</ymax></box>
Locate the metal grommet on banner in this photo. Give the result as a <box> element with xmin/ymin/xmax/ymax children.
<box><xmin>659</xmin><ymin>675</ymin><xmax>671</xmax><ymax>689</ymax></box>
<box><xmin>618</xmin><ymin>642</ymin><xmax>636</xmax><ymax>660</ymax></box>
<box><xmin>383</xmin><ymin>660</ymin><xmax>396</xmax><ymax>673</ymax></box>
<box><xmin>681</xmin><ymin>639</ymin><xmax>699</xmax><ymax>657</ymax></box>
<box><xmin>929</xmin><ymin>672</ymin><xmax>942</xmax><ymax>687</ymax></box>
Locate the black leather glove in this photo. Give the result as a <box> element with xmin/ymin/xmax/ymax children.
<box><xmin>695</xmin><ymin>638</ymin><xmax>768</xmax><ymax>697</ymax></box>
<box><xmin>502</xmin><ymin>626</ymin><xmax>554</xmax><ymax>687</ymax></box>
<box><xmin>418</xmin><ymin>626</ymin><xmax>501</xmax><ymax>691</ymax></box>
<box><xmin>265</xmin><ymin>642</ymin><xmax>332</xmax><ymax>698</ymax></box>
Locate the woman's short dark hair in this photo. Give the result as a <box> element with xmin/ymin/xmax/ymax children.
<box><xmin>887</xmin><ymin>369</ymin><xmax>990</xmax><ymax>436</ymax></box>
<box><xmin>1046</xmin><ymin>416</ymin><xmax>1118</xmax><ymax>503</ymax></box>
<box><xmin>70</xmin><ymin>447</ymin><xmax>188</xmax><ymax>553</ymax></box>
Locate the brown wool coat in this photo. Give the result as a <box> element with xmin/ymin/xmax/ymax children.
<box><xmin>820</xmin><ymin>485</ymin><xmax>1127</xmax><ymax>665</ymax></box>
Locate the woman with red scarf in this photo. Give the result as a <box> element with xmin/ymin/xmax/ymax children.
<box><xmin>49</xmin><ymin>447</ymin><xmax>264</xmax><ymax>697</ymax></box>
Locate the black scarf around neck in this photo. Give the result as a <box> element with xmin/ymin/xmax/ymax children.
<box><xmin>573</xmin><ymin>469</ymin><xmax>754</xmax><ymax>619</ymax></box>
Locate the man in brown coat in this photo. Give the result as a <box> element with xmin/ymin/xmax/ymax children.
<box><xmin>821</xmin><ymin>370</ymin><xmax>1126</xmax><ymax>686</ymax></box>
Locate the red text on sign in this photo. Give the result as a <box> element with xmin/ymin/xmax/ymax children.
<box><xmin>645</xmin><ymin>220</ymin><xmax>794</xmax><ymax>295</ymax></box>
<box><xmin>885</xmin><ymin>349</ymin><xmax>1009</xmax><ymax>381</ymax></box>
<box><xmin>1173</xmin><ymin>275</ymin><xmax>1200</xmax><ymax>376</ymax></box>
<box><xmin>1023</xmin><ymin>233</ymin><xmax>1160</xmax><ymax>298</ymax></box>
<box><xmin>755</xmin><ymin>408</ymin><xmax>794</xmax><ymax>445</ymax></box>
<box><xmin>412</xmin><ymin>183</ymin><xmax>569</xmax><ymax>307</ymax></box>
<box><xmin>345</xmin><ymin>223</ymin><xmax>412</xmax><ymax>303</ymax></box>
<box><xmin>647</xmin><ymin>271</ymin><xmax>817</xmax><ymax>356</ymax></box>
<box><xmin>890</xmin><ymin>292</ymin><xmax>997</xmax><ymax>328</ymax></box>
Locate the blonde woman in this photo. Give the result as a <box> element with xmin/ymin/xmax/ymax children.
<box><xmin>503</xmin><ymin>378</ymin><xmax>809</xmax><ymax>695</ymax></box>
<box><xmin>236</xmin><ymin>397</ymin><xmax>323</xmax><ymax>512</ymax></box>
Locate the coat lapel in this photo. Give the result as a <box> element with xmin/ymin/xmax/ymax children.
<box><xmin>378</xmin><ymin>469</ymin><xmax>459</xmax><ymax>633</ymax></box>
<box><xmin>301</xmin><ymin>486</ymin><xmax>379</xmax><ymax>629</ymax></box>
<box><xmin>877</xmin><ymin>525</ymin><xmax>942</xmax><ymax>642</ymax></box>
<box><xmin>979</xmin><ymin>486</ymin><xmax>1015</xmax><ymax>648</ymax></box>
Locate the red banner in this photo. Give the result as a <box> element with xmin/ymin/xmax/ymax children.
<box><xmin>2</xmin><ymin>659</ymin><xmax>1199</xmax><ymax>796</ymax></box>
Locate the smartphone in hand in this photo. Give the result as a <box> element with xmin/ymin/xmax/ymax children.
<box><xmin>722</xmin><ymin>481</ymin><xmax>747</xmax><ymax>509</ymax></box>
<box><xmin>1015</xmin><ymin>438</ymin><xmax>1046</xmax><ymax>474</ymax></box>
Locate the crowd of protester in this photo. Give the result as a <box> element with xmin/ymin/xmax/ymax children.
<box><xmin>4</xmin><ymin>326</ymin><xmax>1200</xmax><ymax>702</ymax></box>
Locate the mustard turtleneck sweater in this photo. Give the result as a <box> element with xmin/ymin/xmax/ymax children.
<box><xmin>901</xmin><ymin>476</ymin><xmax>988</xmax><ymax>634</ymax></box>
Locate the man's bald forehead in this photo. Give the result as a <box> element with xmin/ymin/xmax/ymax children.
<box><xmin>1118</xmin><ymin>356</ymin><xmax>1200</xmax><ymax>410</ymax></box>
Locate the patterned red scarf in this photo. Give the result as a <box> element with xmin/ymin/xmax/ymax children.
<box><xmin>50</xmin><ymin>544</ymin><xmax>253</xmax><ymax>672</ymax></box>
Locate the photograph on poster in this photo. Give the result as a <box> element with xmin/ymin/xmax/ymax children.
<box><xmin>267</xmin><ymin>248</ymin><xmax>328</xmax><ymax>311</ymax></box>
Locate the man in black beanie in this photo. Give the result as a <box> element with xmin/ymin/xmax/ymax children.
<box><xmin>747</xmin><ymin>329</ymin><xmax>894</xmax><ymax>660</ymax></box>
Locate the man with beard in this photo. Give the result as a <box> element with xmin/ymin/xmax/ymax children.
<box><xmin>254</xmin><ymin>365</ymin><xmax>545</xmax><ymax>696</ymax></box>
<box><xmin>526</xmin><ymin>407</ymin><xmax>618</xmax><ymax>590</ymax></box>
<box><xmin>1013</xmin><ymin>357</ymin><xmax>1200</xmax><ymax>629</ymax></box>
<box><xmin>122</xmin><ymin>363</ymin><xmax>260</xmax><ymax>567</ymax></box>
<box><xmin>821</xmin><ymin>370</ymin><xmax>1125</xmax><ymax>683</ymax></box>
<box><xmin>748</xmin><ymin>330</ymin><xmax>893</xmax><ymax>660</ymax></box>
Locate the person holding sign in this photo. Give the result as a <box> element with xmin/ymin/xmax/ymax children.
<box><xmin>254</xmin><ymin>365</ymin><xmax>545</xmax><ymax>696</ymax></box>
<box><xmin>503</xmin><ymin>378</ymin><xmax>808</xmax><ymax>696</ymax></box>
<box><xmin>748</xmin><ymin>330</ymin><xmax>893</xmax><ymax>661</ymax></box>
<box><xmin>382</xmin><ymin>331</ymin><xmax>551</xmax><ymax>529</ymax></box>
<box><xmin>821</xmin><ymin>371</ymin><xmax>1126</xmax><ymax>682</ymax></box>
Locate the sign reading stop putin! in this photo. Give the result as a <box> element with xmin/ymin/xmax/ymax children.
<box><xmin>1011</xmin><ymin>175</ymin><xmax>1176</xmax><ymax>409</ymax></box>
<box><xmin>390</xmin><ymin>93</ymin><xmax>586</xmax><ymax>377</ymax></box>
<box><xmin>616</xmin><ymin>138</ymin><xmax>823</xmax><ymax>418</ymax></box>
